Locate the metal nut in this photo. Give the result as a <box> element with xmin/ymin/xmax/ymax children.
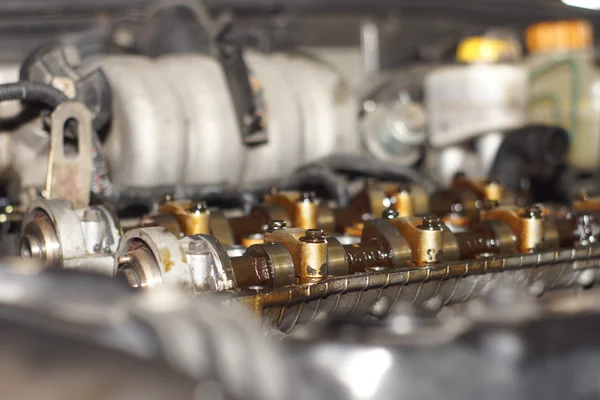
<box><xmin>301</xmin><ymin>229</ymin><xmax>325</xmax><ymax>243</ymax></box>
<box><xmin>382</xmin><ymin>208</ymin><xmax>399</xmax><ymax>219</ymax></box>
<box><xmin>266</xmin><ymin>220</ymin><xmax>287</xmax><ymax>232</ymax></box>
<box><xmin>188</xmin><ymin>201</ymin><xmax>209</xmax><ymax>214</ymax></box>
<box><xmin>417</xmin><ymin>216</ymin><xmax>442</xmax><ymax>231</ymax></box>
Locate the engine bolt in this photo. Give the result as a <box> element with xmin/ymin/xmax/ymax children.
<box><xmin>418</xmin><ymin>216</ymin><xmax>442</xmax><ymax>231</ymax></box>
<box><xmin>522</xmin><ymin>206</ymin><xmax>542</xmax><ymax>219</ymax></box>
<box><xmin>382</xmin><ymin>208</ymin><xmax>399</xmax><ymax>219</ymax></box>
<box><xmin>301</xmin><ymin>229</ymin><xmax>326</xmax><ymax>243</ymax></box>
<box><xmin>189</xmin><ymin>201</ymin><xmax>209</xmax><ymax>214</ymax></box>
<box><xmin>266</xmin><ymin>220</ymin><xmax>286</xmax><ymax>232</ymax></box>
<box><xmin>161</xmin><ymin>194</ymin><xmax>174</xmax><ymax>204</ymax></box>
<box><xmin>302</xmin><ymin>191</ymin><xmax>316</xmax><ymax>202</ymax></box>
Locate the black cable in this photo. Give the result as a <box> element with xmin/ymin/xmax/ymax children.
<box><xmin>280</xmin><ymin>166</ymin><xmax>351</xmax><ymax>207</ymax></box>
<box><xmin>301</xmin><ymin>154</ymin><xmax>440</xmax><ymax>193</ymax></box>
<box><xmin>0</xmin><ymin>81</ymin><xmax>68</xmax><ymax>109</ymax></box>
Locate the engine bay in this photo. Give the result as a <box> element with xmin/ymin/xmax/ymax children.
<box><xmin>1</xmin><ymin>1</ymin><xmax>600</xmax><ymax>399</ymax></box>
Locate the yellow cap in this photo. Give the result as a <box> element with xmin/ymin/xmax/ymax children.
<box><xmin>456</xmin><ymin>36</ymin><xmax>519</xmax><ymax>63</ymax></box>
<box><xmin>526</xmin><ymin>20</ymin><xmax>593</xmax><ymax>53</ymax></box>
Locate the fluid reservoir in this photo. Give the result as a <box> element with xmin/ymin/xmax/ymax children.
<box><xmin>426</xmin><ymin>36</ymin><xmax>528</xmax><ymax>148</ymax></box>
<box><xmin>425</xmin><ymin>35</ymin><xmax>528</xmax><ymax>183</ymax></box>
<box><xmin>526</xmin><ymin>20</ymin><xmax>599</xmax><ymax>171</ymax></box>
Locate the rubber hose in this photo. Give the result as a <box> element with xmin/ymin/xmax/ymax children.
<box><xmin>489</xmin><ymin>124</ymin><xmax>569</xmax><ymax>190</ymax></box>
<box><xmin>0</xmin><ymin>81</ymin><xmax>68</xmax><ymax>109</ymax></box>
<box><xmin>301</xmin><ymin>154</ymin><xmax>439</xmax><ymax>193</ymax></box>
<box><xmin>280</xmin><ymin>166</ymin><xmax>351</xmax><ymax>207</ymax></box>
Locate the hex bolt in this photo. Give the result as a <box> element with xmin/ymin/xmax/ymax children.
<box><xmin>301</xmin><ymin>191</ymin><xmax>316</xmax><ymax>202</ymax></box>
<box><xmin>266</xmin><ymin>220</ymin><xmax>286</xmax><ymax>232</ymax></box>
<box><xmin>301</xmin><ymin>229</ymin><xmax>326</xmax><ymax>243</ymax></box>
<box><xmin>418</xmin><ymin>216</ymin><xmax>442</xmax><ymax>231</ymax></box>
<box><xmin>189</xmin><ymin>201</ymin><xmax>209</xmax><ymax>214</ymax></box>
<box><xmin>161</xmin><ymin>194</ymin><xmax>174</xmax><ymax>204</ymax></box>
<box><xmin>522</xmin><ymin>206</ymin><xmax>542</xmax><ymax>219</ymax></box>
<box><xmin>382</xmin><ymin>208</ymin><xmax>399</xmax><ymax>219</ymax></box>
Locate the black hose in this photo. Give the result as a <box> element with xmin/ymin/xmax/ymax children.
<box><xmin>0</xmin><ymin>81</ymin><xmax>68</xmax><ymax>109</ymax></box>
<box><xmin>280</xmin><ymin>166</ymin><xmax>351</xmax><ymax>207</ymax></box>
<box><xmin>301</xmin><ymin>154</ymin><xmax>440</xmax><ymax>193</ymax></box>
<box><xmin>489</xmin><ymin>124</ymin><xmax>570</xmax><ymax>202</ymax></box>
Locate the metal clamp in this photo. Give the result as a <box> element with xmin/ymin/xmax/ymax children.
<box><xmin>45</xmin><ymin>102</ymin><xmax>93</xmax><ymax>210</ymax></box>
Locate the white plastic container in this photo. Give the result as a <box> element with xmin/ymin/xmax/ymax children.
<box><xmin>425</xmin><ymin>64</ymin><xmax>528</xmax><ymax>148</ymax></box>
<box><xmin>424</xmin><ymin>36</ymin><xmax>528</xmax><ymax>184</ymax></box>
<box><xmin>526</xmin><ymin>20</ymin><xmax>600</xmax><ymax>171</ymax></box>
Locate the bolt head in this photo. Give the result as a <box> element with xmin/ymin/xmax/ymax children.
<box><xmin>267</xmin><ymin>220</ymin><xmax>286</xmax><ymax>231</ymax></box>
<box><xmin>189</xmin><ymin>201</ymin><xmax>209</xmax><ymax>214</ymax></box>
<box><xmin>418</xmin><ymin>216</ymin><xmax>442</xmax><ymax>230</ymax></box>
<box><xmin>382</xmin><ymin>208</ymin><xmax>399</xmax><ymax>219</ymax></box>
<box><xmin>301</xmin><ymin>229</ymin><xmax>326</xmax><ymax>243</ymax></box>
<box><xmin>305</xmin><ymin>229</ymin><xmax>324</xmax><ymax>238</ymax></box>
<box><xmin>522</xmin><ymin>206</ymin><xmax>542</xmax><ymax>219</ymax></box>
<box><xmin>302</xmin><ymin>191</ymin><xmax>316</xmax><ymax>202</ymax></box>
<box><xmin>161</xmin><ymin>194</ymin><xmax>174</xmax><ymax>204</ymax></box>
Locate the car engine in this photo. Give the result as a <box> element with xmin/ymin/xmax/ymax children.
<box><xmin>2</xmin><ymin>0</ymin><xmax>600</xmax><ymax>399</ymax></box>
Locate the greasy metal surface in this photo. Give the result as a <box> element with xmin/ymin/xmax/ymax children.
<box><xmin>45</xmin><ymin>102</ymin><xmax>92</xmax><ymax>209</ymax></box>
<box><xmin>481</xmin><ymin>206</ymin><xmax>545</xmax><ymax>252</ymax></box>
<box><xmin>231</xmin><ymin>242</ymin><xmax>295</xmax><ymax>288</ymax></box>
<box><xmin>241</xmin><ymin>233</ymin><xmax>264</xmax><ymax>248</ymax></box>
<box><xmin>360</xmin><ymin>219</ymin><xmax>410</xmax><ymax>268</ymax></box>
<box><xmin>158</xmin><ymin>200</ymin><xmax>211</xmax><ymax>236</ymax></box>
<box><xmin>325</xmin><ymin>236</ymin><xmax>349</xmax><ymax>276</ymax></box>
<box><xmin>265</xmin><ymin>227</ymin><xmax>328</xmax><ymax>283</ymax></box>
<box><xmin>238</xmin><ymin>245</ymin><xmax>600</xmax><ymax>332</ymax></box>
<box><xmin>317</xmin><ymin>205</ymin><xmax>336</xmax><ymax>234</ymax></box>
<box><xmin>210</xmin><ymin>210</ymin><xmax>235</xmax><ymax>246</ymax></box>
<box><xmin>20</xmin><ymin>199</ymin><xmax>120</xmax><ymax>274</ymax></box>
<box><xmin>391</xmin><ymin>216</ymin><xmax>443</xmax><ymax>266</ymax></box>
<box><xmin>392</xmin><ymin>189</ymin><xmax>413</xmax><ymax>217</ymax></box>
<box><xmin>265</xmin><ymin>191</ymin><xmax>319</xmax><ymax>230</ymax></box>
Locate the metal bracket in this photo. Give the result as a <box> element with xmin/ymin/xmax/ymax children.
<box><xmin>45</xmin><ymin>102</ymin><xmax>93</xmax><ymax>209</ymax></box>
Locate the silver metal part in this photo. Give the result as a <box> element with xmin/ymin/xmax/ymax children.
<box><xmin>45</xmin><ymin>102</ymin><xmax>93</xmax><ymax>209</ymax></box>
<box><xmin>186</xmin><ymin>234</ymin><xmax>234</xmax><ymax>291</ymax></box>
<box><xmin>20</xmin><ymin>198</ymin><xmax>120</xmax><ymax>274</ymax></box>
<box><xmin>0</xmin><ymin>268</ymin><xmax>298</xmax><ymax>400</ymax></box>
<box><xmin>360</xmin><ymin>100</ymin><xmax>426</xmax><ymax>166</ymax></box>
<box><xmin>116</xmin><ymin>227</ymin><xmax>233</xmax><ymax>292</ymax></box>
